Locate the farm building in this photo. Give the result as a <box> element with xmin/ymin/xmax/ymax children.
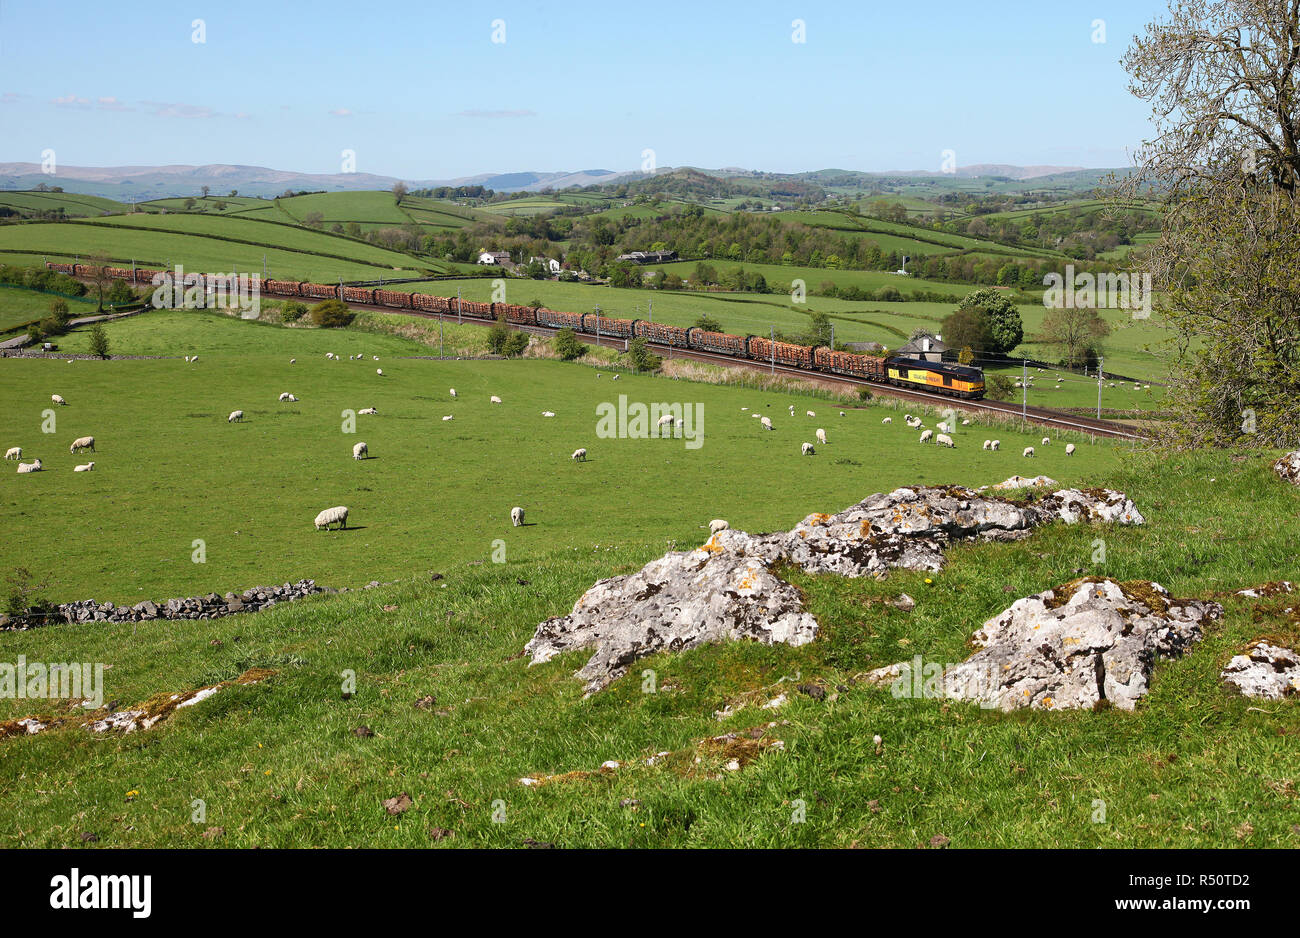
<box><xmin>616</xmin><ymin>249</ymin><xmax>679</xmax><ymax>265</ymax></box>
<box><xmin>478</xmin><ymin>250</ymin><xmax>512</xmax><ymax>266</ymax></box>
<box><xmin>896</xmin><ymin>332</ymin><xmax>947</xmax><ymax>363</ymax></box>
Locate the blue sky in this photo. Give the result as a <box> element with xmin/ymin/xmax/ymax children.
<box><xmin>0</xmin><ymin>0</ymin><xmax>1171</xmax><ymax>179</ymax></box>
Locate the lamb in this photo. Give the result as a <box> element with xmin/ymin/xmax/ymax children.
<box><xmin>571</xmin><ymin>448</ymin><xmax>587</xmax><ymax>462</ymax></box>
<box><xmin>51</xmin><ymin>394</ymin><xmax>67</xmax><ymax>406</ymax></box>
<box><xmin>839</xmin><ymin>411</ymin><xmax>845</xmax><ymax>417</ymax></box>
<box><xmin>279</xmin><ymin>392</ymin><xmax>294</xmax><ymax>401</ymax></box>
<box><xmin>313</xmin><ymin>506</ymin><xmax>349</xmax><ymax>530</ymax></box>
<box><xmin>352</xmin><ymin>441</ymin><xmax>368</xmax><ymax>460</ymax></box>
<box><xmin>982</xmin><ymin>440</ymin><xmax>991</xmax><ymax>450</ymax></box>
<box><xmin>1065</xmin><ymin>443</ymin><xmax>1076</xmax><ymax>456</ymax></box>
<box><xmin>74</xmin><ymin>462</ymin><xmax>94</xmax><ymax>472</ymax></box>
<box><xmin>709</xmin><ymin>519</ymin><xmax>729</xmax><ymax>535</ymax></box>
<box><xmin>961</xmin><ymin>419</ymin><xmax>970</xmax><ymax>426</ymax></box>
<box><xmin>935</xmin><ymin>433</ymin><xmax>955</xmax><ymax>448</ymax></box>
<box><xmin>511</xmin><ymin>506</ymin><xmax>525</xmax><ymax>527</ymax></box>
<box><xmin>806</xmin><ymin>411</ymin><xmax>815</xmax><ymax>418</ymax></box>
<box><xmin>611</xmin><ymin>374</ymin><xmax>619</xmax><ymax>381</ymax></box>
<box><xmin>760</xmin><ymin>416</ymin><xmax>773</xmax><ymax>430</ymax></box>
<box><xmin>326</xmin><ymin>353</ymin><xmax>334</xmax><ymax>360</ymax></box>
<box><xmin>815</xmin><ymin>428</ymin><xmax>827</xmax><ymax>445</ymax></box>
<box><xmin>228</xmin><ymin>410</ymin><xmax>244</xmax><ymax>423</ymax></box>
<box><xmin>290</xmin><ymin>359</ymin><xmax>296</xmax><ymax>364</ymax></box>
<box><xmin>991</xmin><ymin>440</ymin><xmax>1001</xmax><ymax>451</ymax></box>
<box><xmin>69</xmin><ymin>436</ymin><xmax>95</xmax><ymax>454</ymax></box>
<box><xmin>286</xmin><ymin>394</ymin><xmax>298</xmax><ymax>402</ymax></box>
<box><xmin>542</xmin><ymin>411</ymin><xmax>556</xmax><ymax>418</ymax></box>
<box><xmin>442</xmin><ymin>415</ymin><xmax>454</xmax><ymax>421</ymax></box>
<box><xmin>1023</xmin><ymin>446</ymin><xmax>1035</xmax><ymax>458</ymax></box>
<box><xmin>657</xmin><ymin>414</ymin><xmax>674</xmax><ymax>429</ymax></box>
<box><xmin>882</xmin><ymin>417</ymin><xmax>892</xmax><ymax>425</ymax></box>
<box><xmin>4</xmin><ymin>447</ymin><xmax>20</xmax><ymax>460</ymax></box>
<box><xmin>358</xmin><ymin>407</ymin><xmax>378</xmax><ymax>415</ymax></box>
<box><xmin>17</xmin><ymin>458</ymin><xmax>42</xmax><ymax>473</ymax></box>
<box><xmin>490</xmin><ymin>395</ymin><xmax>502</xmax><ymax>404</ymax></box>
<box><xmin>449</xmin><ymin>389</ymin><xmax>457</xmax><ymax>398</ymax></box>
<box><xmin>1041</xmin><ymin>437</ymin><xmax>1051</xmax><ymax>446</ymax></box>
<box><xmin>919</xmin><ymin>429</ymin><xmax>934</xmax><ymax>444</ymax></box>
<box><xmin>190</xmin><ymin>355</ymin><xmax>198</xmax><ymax>363</ymax></box>
<box><xmin>376</xmin><ymin>368</ymin><xmax>384</xmax><ymax>376</ymax></box>
<box><xmin>372</xmin><ymin>356</ymin><xmax>379</xmax><ymax>362</ymax></box>
<box><xmin>801</xmin><ymin>442</ymin><xmax>815</xmax><ymax>456</ymax></box>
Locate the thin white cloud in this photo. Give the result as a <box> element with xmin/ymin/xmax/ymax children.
<box><xmin>97</xmin><ymin>96</ymin><xmax>133</xmax><ymax>112</ymax></box>
<box><xmin>52</xmin><ymin>94</ymin><xmax>92</xmax><ymax>108</ymax></box>
<box><xmin>456</xmin><ymin>108</ymin><xmax>537</xmax><ymax>119</ymax></box>
<box><xmin>141</xmin><ymin>100</ymin><xmax>219</xmax><ymax>119</ymax></box>
<box><xmin>329</xmin><ymin>107</ymin><xmax>352</xmax><ymax>117</ymax></box>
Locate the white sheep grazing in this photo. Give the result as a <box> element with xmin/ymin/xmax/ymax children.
<box><xmin>709</xmin><ymin>519</ymin><xmax>729</xmax><ymax>535</ymax></box>
<box><xmin>17</xmin><ymin>458</ymin><xmax>42</xmax><ymax>473</ymax></box>
<box><xmin>74</xmin><ymin>462</ymin><xmax>94</xmax><ymax>472</ymax></box>
<box><xmin>358</xmin><ymin>407</ymin><xmax>378</xmax><ymax>416</ymax></box>
<box><xmin>991</xmin><ymin>440</ymin><xmax>1001</xmax><ymax>451</ymax></box>
<box><xmin>1023</xmin><ymin>446</ymin><xmax>1035</xmax><ymax>458</ymax></box>
<box><xmin>190</xmin><ymin>355</ymin><xmax>198</xmax><ymax>363</ymax></box>
<box><xmin>961</xmin><ymin>419</ymin><xmax>970</xmax><ymax>426</ymax></box>
<box><xmin>51</xmin><ymin>394</ymin><xmax>66</xmax><ymax>406</ymax></box>
<box><xmin>286</xmin><ymin>394</ymin><xmax>297</xmax><ymax>402</ymax></box>
<box><xmin>228</xmin><ymin>410</ymin><xmax>244</xmax><ymax>423</ymax></box>
<box><xmin>674</xmin><ymin>417</ymin><xmax>683</xmax><ymax>429</ymax></box>
<box><xmin>761</xmin><ymin>416</ymin><xmax>773</xmax><ymax>430</ymax></box>
<box><xmin>376</xmin><ymin>368</ymin><xmax>384</xmax><ymax>376</ymax></box>
<box><xmin>490</xmin><ymin>395</ymin><xmax>502</xmax><ymax>404</ymax></box>
<box><xmin>611</xmin><ymin>374</ymin><xmax>619</xmax><ymax>381</ymax></box>
<box><xmin>442</xmin><ymin>415</ymin><xmax>454</xmax><ymax>421</ymax></box>
<box><xmin>313</xmin><ymin>505</ymin><xmax>349</xmax><ymax>530</ymax></box>
<box><xmin>882</xmin><ymin>417</ymin><xmax>892</xmax><ymax>425</ymax></box>
<box><xmin>572</xmin><ymin>448</ymin><xmax>587</xmax><ymax>462</ymax></box>
<box><xmin>839</xmin><ymin>411</ymin><xmax>845</xmax><ymax>417</ymax></box>
<box><xmin>982</xmin><ymin>440</ymin><xmax>991</xmax><ymax>450</ymax></box>
<box><xmin>816</xmin><ymin>428</ymin><xmax>827</xmax><ymax>445</ymax></box>
<box><xmin>279</xmin><ymin>392</ymin><xmax>293</xmax><ymax>401</ymax></box>
<box><xmin>373</xmin><ymin>356</ymin><xmax>379</xmax><ymax>362</ymax></box>
<box><xmin>751</xmin><ymin>414</ymin><xmax>761</xmax><ymax>419</ymax></box>
<box><xmin>69</xmin><ymin>436</ymin><xmax>95</xmax><ymax>454</ymax></box>
<box><xmin>806</xmin><ymin>410</ymin><xmax>815</xmax><ymax>418</ymax></box>
<box><xmin>352</xmin><ymin>441</ymin><xmax>368</xmax><ymax>460</ymax></box>
<box><xmin>657</xmin><ymin>414</ymin><xmax>674</xmax><ymax>429</ymax></box>
<box><xmin>1065</xmin><ymin>443</ymin><xmax>1076</xmax><ymax>456</ymax></box>
<box><xmin>935</xmin><ymin>433</ymin><xmax>955</xmax><ymax>448</ymax></box>
<box><xmin>4</xmin><ymin>447</ymin><xmax>20</xmax><ymax>460</ymax></box>
<box><xmin>511</xmin><ymin>506</ymin><xmax>524</xmax><ymax>526</ymax></box>
<box><xmin>290</xmin><ymin>359</ymin><xmax>296</xmax><ymax>364</ymax></box>
<box><xmin>1041</xmin><ymin>437</ymin><xmax>1050</xmax><ymax>446</ymax></box>
<box><xmin>919</xmin><ymin>429</ymin><xmax>934</xmax><ymax>444</ymax></box>
<box><xmin>801</xmin><ymin>442</ymin><xmax>815</xmax><ymax>455</ymax></box>
<box><xmin>449</xmin><ymin>388</ymin><xmax>457</xmax><ymax>398</ymax></box>
<box><xmin>542</xmin><ymin>411</ymin><xmax>556</xmax><ymax>418</ymax></box>
<box><xmin>326</xmin><ymin>353</ymin><xmax>333</xmax><ymax>360</ymax></box>
<box><xmin>185</xmin><ymin>356</ymin><xmax>191</xmax><ymax>363</ymax></box>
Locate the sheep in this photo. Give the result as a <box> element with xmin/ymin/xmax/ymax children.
<box><xmin>511</xmin><ymin>506</ymin><xmax>525</xmax><ymax>527</ymax></box>
<box><xmin>991</xmin><ymin>440</ymin><xmax>1001</xmax><ymax>451</ymax></box>
<box><xmin>839</xmin><ymin>411</ymin><xmax>845</xmax><ymax>417</ymax></box>
<box><xmin>4</xmin><ymin>447</ymin><xmax>20</xmax><ymax>460</ymax></box>
<box><xmin>751</xmin><ymin>413</ymin><xmax>761</xmax><ymax>419</ymax></box>
<box><xmin>801</xmin><ymin>442</ymin><xmax>815</xmax><ymax>456</ymax></box>
<box><xmin>279</xmin><ymin>392</ymin><xmax>293</xmax><ymax>401</ymax></box>
<box><xmin>919</xmin><ymin>429</ymin><xmax>934</xmax><ymax>444</ymax></box>
<box><xmin>373</xmin><ymin>356</ymin><xmax>379</xmax><ymax>362</ymax></box>
<box><xmin>571</xmin><ymin>448</ymin><xmax>587</xmax><ymax>462</ymax></box>
<box><xmin>882</xmin><ymin>417</ymin><xmax>892</xmax><ymax>425</ymax></box>
<box><xmin>760</xmin><ymin>416</ymin><xmax>773</xmax><ymax>430</ymax></box>
<box><xmin>905</xmin><ymin>416</ymin><xmax>922</xmax><ymax>429</ymax></box>
<box><xmin>709</xmin><ymin>519</ymin><xmax>729</xmax><ymax>535</ymax></box>
<box><xmin>961</xmin><ymin>419</ymin><xmax>970</xmax><ymax>426</ymax></box>
<box><xmin>611</xmin><ymin>374</ymin><xmax>619</xmax><ymax>381</ymax></box>
<box><xmin>184</xmin><ymin>356</ymin><xmax>191</xmax><ymax>363</ymax></box>
<box><xmin>352</xmin><ymin>441</ymin><xmax>368</xmax><ymax>460</ymax></box>
<box><xmin>286</xmin><ymin>394</ymin><xmax>297</xmax><ymax>402</ymax></box>
<box><xmin>442</xmin><ymin>415</ymin><xmax>454</xmax><ymax>421</ymax></box>
<box><xmin>228</xmin><ymin>410</ymin><xmax>244</xmax><ymax>423</ymax></box>
<box><xmin>376</xmin><ymin>368</ymin><xmax>384</xmax><ymax>376</ymax></box>
<box><xmin>656</xmin><ymin>414</ymin><xmax>674</xmax><ymax>429</ymax></box>
<box><xmin>935</xmin><ymin>433</ymin><xmax>955</xmax><ymax>448</ymax></box>
<box><xmin>674</xmin><ymin>417</ymin><xmax>683</xmax><ymax>429</ymax></box>
<box><xmin>69</xmin><ymin>436</ymin><xmax>95</xmax><ymax>454</ymax></box>
<box><xmin>449</xmin><ymin>388</ymin><xmax>457</xmax><ymax>398</ymax></box>
<box><xmin>17</xmin><ymin>458</ymin><xmax>42</xmax><ymax>473</ymax></box>
<box><xmin>490</xmin><ymin>395</ymin><xmax>502</xmax><ymax>404</ymax></box>
<box><xmin>51</xmin><ymin>394</ymin><xmax>67</xmax><ymax>406</ymax></box>
<box><xmin>542</xmin><ymin>411</ymin><xmax>556</xmax><ymax>418</ymax></box>
<box><xmin>806</xmin><ymin>410</ymin><xmax>815</xmax><ymax>418</ymax></box>
<box><xmin>1065</xmin><ymin>443</ymin><xmax>1076</xmax><ymax>456</ymax></box>
<box><xmin>326</xmin><ymin>353</ymin><xmax>333</xmax><ymax>360</ymax></box>
<box><xmin>1023</xmin><ymin>446</ymin><xmax>1036</xmax><ymax>458</ymax></box>
<box><xmin>74</xmin><ymin>462</ymin><xmax>94</xmax><ymax>472</ymax></box>
<box><xmin>313</xmin><ymin>506</ymin><xmax>349</xmax><ymax>530</ymax></box>
<box><xmin>358</xmin><ymin>407</ymin><xmax>378</xmax><ymax>416</ymax></box>
<box><xmin>1041</xmin><ymin>437</ymin><xmax>1051</xmax><ymax>446</ymax></box>
<box><xmin>815</xmin><ymin>428</ymin><xmax>827</xmax><ymax>445</ymax></box>
<box><xmin>982</xmin><ymin>440</ymin><xmax>991</xmax><ymax>450</ymax></box>
<box><xmin>290</xmin><ymin>359</ymin><xmax>296</xmax><ymax>364</ymax></box>
<box><xmin>190</xmin><ymin>355</ymin><xmax>198</xmax><ymax>363</ymax></box>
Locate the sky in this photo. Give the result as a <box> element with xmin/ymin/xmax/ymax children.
<box><xmin>0</xmin><ymin>0</ymin><xmax>1173</xmax><ymax>180</ymax></box>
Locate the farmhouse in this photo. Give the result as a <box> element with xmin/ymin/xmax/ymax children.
<box><xmin>529</xmin><ymin>257</ymin><xmax>563</xmax><ymax>273</ymax></box>
<box><xmin>896</xmin><ymin>332</ymin><xmax>947</xmax><ymax>363</ymax></box>
<box><xmin>477</xmin><ymin>250</ymin><xmax>512</xmax><ymax>266</ymax></box>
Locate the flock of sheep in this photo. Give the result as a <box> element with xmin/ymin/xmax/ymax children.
<box><xmin>5</xmin><ymin>394</ymin><xmax>97</xmax><ymax>474</ymax></box>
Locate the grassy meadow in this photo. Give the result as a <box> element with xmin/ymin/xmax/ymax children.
<box><xmin>0</xmin><ymin>302</ymin><xmax>1295</xmax><ymax>848</ymax></box>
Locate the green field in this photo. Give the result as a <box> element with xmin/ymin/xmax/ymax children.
<box><xmin>0</xmin><ymin>284</ymin><xmax>99</xmax><ymax>333</ymax></box>
<box><xmin>0</xmin><ymin>190</ymin><xmax>135</xmax><ymax>217</ymax></box>
<box><xmin>0</xmin><ymin>309</ymin><xmax>1296</xmax><ymax>848</ymax></box>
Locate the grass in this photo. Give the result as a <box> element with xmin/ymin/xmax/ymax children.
<box><xmin>0</xmin><ymin>284</ymin><xmax>99</xmax><ymax>333</ymax></box>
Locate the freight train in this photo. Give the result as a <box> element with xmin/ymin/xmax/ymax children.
<box><xmin>45</xmin><ymin>263</ymin><xmax>986</xmax><ymax>399</ymax></box>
